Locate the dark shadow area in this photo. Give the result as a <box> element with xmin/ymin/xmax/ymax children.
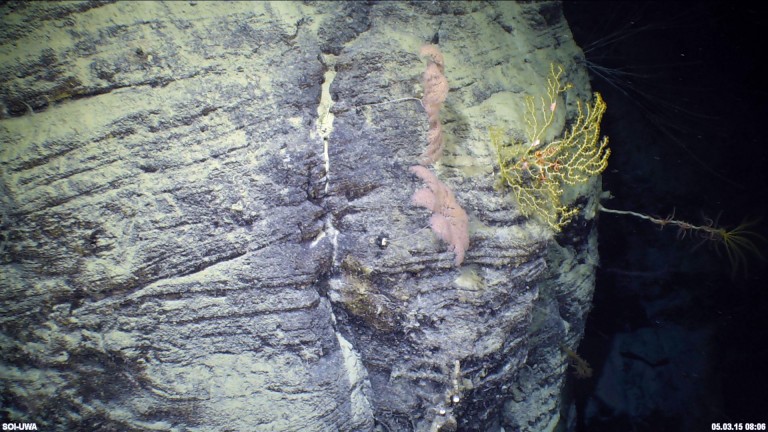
<box><xmin>563</xmin><ymin>2</ymin><xmax>768</xmax><ymax>430</ymax></box>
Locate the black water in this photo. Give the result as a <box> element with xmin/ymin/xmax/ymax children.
<box><xmin>563</xmin><ymin>2</ymin><xmax>768</xmax><ymax>431</ymax></box>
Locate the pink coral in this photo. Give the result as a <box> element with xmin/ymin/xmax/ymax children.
<box><xmin>419</xmin><ymin>44</ymin><xmax>448</xmax><ymax>165</ymax></box>
<box><xmin>410</xmin><ymin>165</ymin><xmax>469</xmax><ymax>266</ymax></box>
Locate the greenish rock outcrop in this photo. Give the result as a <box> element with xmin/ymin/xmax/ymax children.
<box><xmin>1</xmin><ymin>2</ymin><xmax>598</xmax><ymax>430</ymax></box>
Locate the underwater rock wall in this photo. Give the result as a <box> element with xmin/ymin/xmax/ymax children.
<box><xmin>0</xmin><ymin>2</ymin><xmax>598</xmax><ymax>430</ymax></box>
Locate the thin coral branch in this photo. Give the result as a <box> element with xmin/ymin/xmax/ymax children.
<box><xmin>599</xmin><ymin>205</ymin><xmax>766</xmax><ymax>276</ymax></box>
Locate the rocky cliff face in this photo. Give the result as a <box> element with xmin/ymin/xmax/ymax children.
<box><xmin>0</xmin><ymin>2</ymin><xmax>598</xmax><ymax>430</ymax></box>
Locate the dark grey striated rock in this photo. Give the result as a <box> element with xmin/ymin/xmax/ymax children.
<box><xmin>1</xmin><ymin>1</ymin><xmax>599</xmax><ymax>431</ymax></box>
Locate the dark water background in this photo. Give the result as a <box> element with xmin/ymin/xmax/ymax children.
<box><xmin>563</xmin><ymin>2</ymin><xmax>768</xmax><ymax>430</ymax></box>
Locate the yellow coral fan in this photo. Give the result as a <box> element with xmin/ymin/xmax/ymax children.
<box><xmin>492</xmin><ymin>64</ymin><xmax>610</xmax><ymax>231</ymax></box>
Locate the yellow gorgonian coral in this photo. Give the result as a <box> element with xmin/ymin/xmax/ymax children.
<box><xmin>492</xmin><ymin>64</ymin><xmax>610</xmax><ymax>231</ymax></box>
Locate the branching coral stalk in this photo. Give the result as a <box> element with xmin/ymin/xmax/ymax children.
<box><xmin>599</xmin><ymin>205</ymin><xmax>765</xmax><ymax>275</ymax></box>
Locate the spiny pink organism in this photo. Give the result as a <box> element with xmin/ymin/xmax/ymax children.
<box><xmin>419</xmin><ymin>44</ymin><xmax>448</xmax><ymax>165</ymax></box>
<box><xmin>410</xmin><ymin>165</ymin><xmax>469</xmax><ymax>266</ymax></box>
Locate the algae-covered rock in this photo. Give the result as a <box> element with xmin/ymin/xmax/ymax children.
<box><xmin>1</xmin><ymin>2</ymin><xmax>598</xmax><ymax>430</ymax></box>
